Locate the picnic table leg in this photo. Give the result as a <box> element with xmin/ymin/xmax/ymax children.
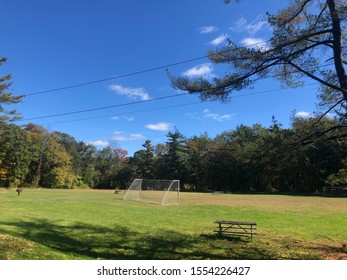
<box><xmin>218</xmin><ymin>223</ymin><xmax>222</xmax><ymax>238</ymax></box>
<box><xmin>250</xmin><ymin>225</ymin><xmax>253</xmax><ymax>241</ymax></box>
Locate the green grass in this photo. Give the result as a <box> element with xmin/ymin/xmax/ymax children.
<box><xmin>0</xmin><ymin>188</ymin><xmax>346</xmax><ymax>260</ymax></box>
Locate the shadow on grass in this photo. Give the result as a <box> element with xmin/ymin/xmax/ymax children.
<box><xmin>200</xmin><ymin>233</ymin><xmax>249</xmax><ymax>243</ymax></box>
<box><xmin>1</xmin><ymin>218</ymin><xmax>341</xmax><ymax>260</ymax></box>
<box><xmin>0</xmin><ymin>218</ymin><xmax>267</xmax><ymax>260</ymax></box>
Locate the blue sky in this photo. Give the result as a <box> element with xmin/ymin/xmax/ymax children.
<box><xmin>2</xmin><ymin>0</ymin><xmax>320</xmax><ymax>155</ymax></box>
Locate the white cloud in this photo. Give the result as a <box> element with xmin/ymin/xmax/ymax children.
<box><xmin>88</xmin><ymin>140</ymin><xmax>109</xmax><ymax>147</ymax></box>
<box><xmin>112</xmin><ymin>115</ymin><xmax>134</xmax><ymax>121</ymax></box>
<box><xmin>113</xmin><ymin>131</ymin><xmax>128</xmax><ymax>141</ymax></box>
<box><xmin>183</xmin><ymin>63</ymin><xmax>213</xmax><ymax>78</ymax></box>
<box><xmin>295</xmin><ymin>111</ymin><xmax>335</xmax><ymax>119</ymax></box>
<box><xmin>129</xmin><ymin>134</ymin><xmax>146</xmax><ymax>140</ymax></box>
<box><xmin>210</xmin><ymin>34</ymin><xmax>228</xmax><ymax>46</ymax></box>
<box><xmin>185</xmin><ymin>112</ymin><xmax>202</xmax><ymax>120</ymax></box>
<box><xmin>187</xmin><ymin>109</ymin><xmax>233</xmax><ymax>122</ymax></box>
<box><xmin>230</xmin><ymin>16</ymin><xmax>268</xmax><ymax>35</ymax></box>
<box><xmin>124</xmin><ymin>116</ymin><xmax>135</xmax><ymax>121</ymax></box>
<box><xmin>109</xmin><ymin>84</ymin><xmax>151</xmax><ymax>101</ymax></box>
<box><xmin>230</xmin><ymin>17</ymin><xmax>248</xmax><ymax>33</ymax></box>
<box><xmin>295</xmin><ymin>111</ymin><xmax>311</xmax><ymax>118</ymax></box>
<box><xmin>113</xmin><ymin>131</ymin><xmax>146</xmax><ymax>141</ymax></box>
<box><xmin>203</xmin><ymin>109</ymin><xmax>232</xmax><ymax>122</ymax></box>
<box><xmin>241</xmin><ymin>37</ymin><xmax>269</xmax><ymax>50</ymax></box>
<box><xmin>200</xmin><ymin>25</ymin><xmax>218</xmax><ymax>34</ymax></box>
<box><xmin>145</xmin><ymin>122</ymin><xmax>172</xmax><ymax>131</ymax></box>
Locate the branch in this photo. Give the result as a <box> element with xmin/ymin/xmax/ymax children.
<box><xmin>270</xmin><ymin>29</ymin><xmax>333</xmax><ymax>53</ymax></box>
<box><xmin>305</xmin><ymin>38</ymin><xmax>333</xmax><ymax>48</ymax></box>
<box><xmin>284</xmin><ymin>59</ymin><xmax>347</xmax><ymax>95</ymax></box>
<box><xmin>299</xmin><ymin>132</ymin><xmax>347</xmax><ymax>146</ymax></box>
<box><xmin>216</xmin><ymin>58</ymin><xmax>284</xmax><ymax>92</ymax></box>
<box><xmin>209</xmin><ymin>29</ymin><xmax>332</xmax><ymax>64</ymax></box>
<box><xmin>315</xmin><ymin>99</ymin><xmax>344</xmax><ymax>124</ymax></box>
<box><xmin>310</xmin><ymin>2</ymin><xmax>329</xmax><ymax>31</ymax></box>
<box><xmin>279</xmin><ymin>0</ymin><xmax>313</xmax><ymax>26</ymax></box>
<box><xmin>292</xmin><ymin>124</ymin><xmax>347</xmax><ymax>146</ymax></box>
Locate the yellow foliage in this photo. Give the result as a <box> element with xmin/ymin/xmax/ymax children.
<box><xmin>0</xmin><ymin>170</ymin><xmax>6</xmax><ymax>181</ymax></box>
<box><xmin>0</xmin><ymin>156</ymin><xmax>7</xmax><ymax>180</ymax></box>
<box><xmin>50</xmin><ymin>167</ymin><xmax>78</xmax><ymax>189</ymax></box>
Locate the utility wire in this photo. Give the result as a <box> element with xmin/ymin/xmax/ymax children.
<box><xmin>25</xmin><ymin>49</ymin><xmax>335</xmax><ymax>98</ymax></box>
<box><xmin>19</xmin><ymin>92</ymin><xmax>188</xmax><ymax>121</ymax></box>
<box><xmin>24</xmin><ymin>36</ymin><xmax>342</xmax><ymax>97</ymax></box>
<box><xmin>29</xmin><ymin>82</ymin><xmax>319</xmax><ymax>125</ymax></box>
<box><xmin>25</xmin><ymin>39</ymin><xmax>274</xmax><ymax>97</ymax></box>
<box><xmin>25</xmin><ymin>57</ymin><xmax>208</xmax><ymax>97</ymax></box>
<box><xmin>19</xmin><ymin>61</ymin><xmax>332</xmax><ymax>123</ymax></box>
<box><xmin>40</xmin><ymin>102</ymin><xmax>201</xmax><ymax>126</ymax></box>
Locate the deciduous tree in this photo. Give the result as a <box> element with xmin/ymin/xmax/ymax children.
<box><xmin>0</xmin><ymin>124</ymin><xmax>32</xmax><ymax>188</ymax></box>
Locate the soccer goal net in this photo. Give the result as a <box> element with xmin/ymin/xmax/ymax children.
<box><xmin>123</xmin><ymin>179</ymin><xmax>180</xmax><ymax>205</ymax></box>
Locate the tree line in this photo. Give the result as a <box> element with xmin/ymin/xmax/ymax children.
<box><xmin>1</xmin><ymin>116</ymin><xmax>347</xmax><ymax>193</ymax></box>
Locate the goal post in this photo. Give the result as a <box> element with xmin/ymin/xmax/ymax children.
<box><xmin>123</xmin><ymin>179</ymin><xmax>180</xmax><ymax>205</ymax></box>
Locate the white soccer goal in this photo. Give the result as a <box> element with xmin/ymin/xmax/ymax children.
<box><xmin>123</xmin><ymin>179</ymin><xmax>180</xmax><ymax>205</ymax></box>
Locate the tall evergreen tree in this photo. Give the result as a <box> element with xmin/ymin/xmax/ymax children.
<box><xmin>169</xmin><ymin>0</ymin><xmax>347</xmax><ymax>120</ymax></box>
<box><xmin>165</xmin><ymin>128</ymin><xmax>188</xmax><ymax>180</ymax></box>
<box><xmin>132</xmin><ymin>140</ymin><xmax>155</xmax><ymax>178</ymax></box>
<box><xmin>0</xmin><ymin>57</ymin><xmax>24</xmax><ymax>123</ymax></box>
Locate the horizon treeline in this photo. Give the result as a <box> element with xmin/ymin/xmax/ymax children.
<box><xmin>1</xmin><ymin>115</ymin><xmax>347</xmax><ymax>193</ymax></box>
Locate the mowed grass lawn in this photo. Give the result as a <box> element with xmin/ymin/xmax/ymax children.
<box><xmin>0</xmin><ymin>188</ymin><xmax>346</xmax><ymax>260</ymax></box>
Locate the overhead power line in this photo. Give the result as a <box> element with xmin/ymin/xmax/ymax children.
<box><xmin>24</xmin><ymin>36</ymin><xmax>342</xmax><ymax>98</ymax></box>
<box><xmin>25</xmin><ymin>39</ymin><xmax>274</xmax><ymax>97</ymax></box>
<box><xmin>24</xmin><ymin>82</ymin><xmax>319</xmax><ymax>125</ymax></box>
<box><xmin>40</xmin><ymin>102</ymin><xmax>202</xmax><ymax>126</ymax></box>
<box><xmin>26</xmin><ymin>57</ymin><xmax>208</xmax><ymax>97</ymax></box>
<box><xmin>19</xmin><ymin>60</ymin><xmax>332</xmax><ymax>123</ymax></box>
<box><xmin>19</xmin><ymin>92</ymin><xmax>188</xmax><ymax>122</ymax></box>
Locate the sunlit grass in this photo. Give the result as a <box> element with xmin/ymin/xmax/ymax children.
<box><xmin>0</xmin><ymin>188</ymin><xmax>346</xmax><ymax>260</ymax></box>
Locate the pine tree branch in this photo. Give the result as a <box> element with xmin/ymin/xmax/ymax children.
<box><xmin>284</xmin><ymin>59</ymin><xmax>347</xmax><ymax>95</ymax></box>
<box><xmin>315</xmin><ymin>98</ymin><xmax>344</xmax><ymax>124</ymax></box>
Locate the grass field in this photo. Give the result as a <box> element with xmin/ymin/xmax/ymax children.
<box><xmin>0</xmin><ymin>188</ymin><xmax>346</xmax><ymax>260</ymax></box>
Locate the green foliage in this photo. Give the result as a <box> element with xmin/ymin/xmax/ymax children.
<box><xmin>2</xmin><ymin>115</ymin><xmax>347</xmax><ymax>193</ymax></box>
<box><xmin>39</xmin><ymin>135</ymin><xmax>74</xmax><ymax>189</ymax></box>
<box><xmin>165</xmin><ymin>128</ymin><xmax>188</xmax><ymax>180</ymax></box>
<box><xmin>131</xmin><ymin>140</ymin><xmax>155</xmax><ymax>178</ymax></box>
<box><xmin>326</xmin><ymin>159</ymin><xmax>347</xmax><ymax>186</ymax></box>
<box><xmin>0</xmin><ymin>124</ymin><xmax>33</xmax><ymax>188</ymax></box>
<box><xmin>1</xmin><ymin>123</ymin><xmax>94</xmax><ymax>189</ymax></box>
<box><xmin>93</xmin><ymin>147</ymin><xmax>132</xmax><ymax>189</ymax></box>
<box><xmin>0</xmin><ymin>57</ymin><xmax>24</xmax><ymax>123</ymax></box>
<box><xmin>186</xmin><ymin>133</ymin><xmax>213</xmax><ymax>190</ymax></box>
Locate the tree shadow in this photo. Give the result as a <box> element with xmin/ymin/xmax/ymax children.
<box><xmin>0</xmin><ymin>218</ymin><xmax>329</xmax><ymax>260</ymax></box>
<box><xmin>200</xmin><ymin>233</ymin><xmax>249</xmax><ymax>243</ymax></box>
<box><xmin>0</xmin><ymin>218</ymin><xmax>232</xmax><ymax>259</ymax></box>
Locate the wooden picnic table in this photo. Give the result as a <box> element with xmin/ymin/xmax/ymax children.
<box><xmin>214</xmin><ymin>220</ymin><xmax>257</xmax><ymax>241</ymax></box>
